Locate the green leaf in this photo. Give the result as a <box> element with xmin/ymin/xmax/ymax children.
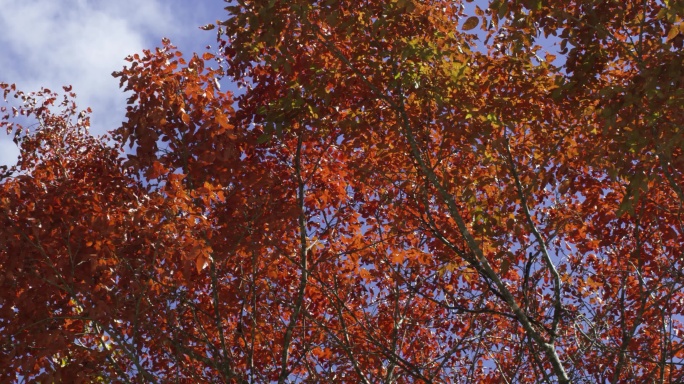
<box><xmin>498</xmin><ymin>2</ymin><xmax>509</xmax><ymax>19</ymax></box>
<box><xmin>257</xmin><ymin>134</ymin><xmax>272</xmax><ymax>144</ymax></box>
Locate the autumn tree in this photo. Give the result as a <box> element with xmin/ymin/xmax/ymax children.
<box><xmin>1</xmin><ymin>0</ymin><xmax>683</xmax><ymax>382</ymax></box>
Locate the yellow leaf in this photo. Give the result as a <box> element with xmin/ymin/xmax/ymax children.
<box><xmin>666</xmin><ymin>22</ymin><xmax>683</xmax><ymax>41</ymax></box>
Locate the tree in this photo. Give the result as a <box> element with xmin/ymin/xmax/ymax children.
<box><xmin>1</xmin><ymin>0</ymin><xmax>683</xmax><ymax>382</ymax></box>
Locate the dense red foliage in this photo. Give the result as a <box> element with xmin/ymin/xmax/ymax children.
<box><xmin>1</xmin><ymin>0</ymin><xmax>683</xmax><ymax>382</ymax></box>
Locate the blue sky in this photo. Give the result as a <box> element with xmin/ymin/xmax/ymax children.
<box><xmin>0</xmin><ymin>0</ymin><xmax>227</xmax><ymax>166</ymax></box>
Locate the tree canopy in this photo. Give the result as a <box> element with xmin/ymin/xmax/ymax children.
<box><xmin>1</xmin><ymin>0</ymin><xmax>683</xmax><ymax>382</ymax></box>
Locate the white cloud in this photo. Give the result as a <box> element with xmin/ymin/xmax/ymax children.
<box><xmin>0</xmin><ymin>138</ymin><xmax>19</xmax><ymax>170</ymax></box>
<box><xmin>0</xmin><ymin>0</ymin><xmax>224</xmax><ymax>167</ymax></box>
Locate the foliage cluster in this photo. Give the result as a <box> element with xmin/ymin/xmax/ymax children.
<box><xmin>1</xmin><ymin>0</ymin><xmax>683</xmax><ymax>382</ymax></box>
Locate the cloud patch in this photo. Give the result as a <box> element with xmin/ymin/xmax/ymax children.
<box><xmin>0</xmin><ymin>0</ymin><xmax>185</xmax><ymax>166</ymax></box>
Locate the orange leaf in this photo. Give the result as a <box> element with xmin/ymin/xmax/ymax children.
<box><xmin>462</xmin><ymin>16</ymin><xmax>479</xmax><ymax>31</ymax></box>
